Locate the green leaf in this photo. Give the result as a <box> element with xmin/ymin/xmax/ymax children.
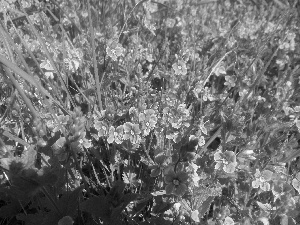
<box><xmin>0</xmin><ymin>199</ymin><xmax>21</xmax><ymax>219</ymax></box>
<box><xmin>152</xmin><ymin>196</ymin><xmax>174</xmax><ymax>214</ymax></box>
<box><xmin>80</xmin><ymin>196</ymin><xmax>111</xmax><ymax>222</ymax></box>
<box><xmin>16</xmin><ymin>212</ymin><xmax>45</xmax><ymax>225</ymax></box>
<box><xmin>198</xmin><ymin>196</ymin><xmax>215</xmax><ymax>219</ymax></box>
<box><xmin>58</xmin><ymin>185</ymin><xmax>84</xmax><ymax>216</ymax></box>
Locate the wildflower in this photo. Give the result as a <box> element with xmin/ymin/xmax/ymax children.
<box><xmin>143</xmin><ymin>1</ymin><xmax>157</xmax><ymax>13</ymax></box>
<box><xmin>214</xmin><ymin>150</ymin><xmax>237</xmax><ymax>173</ymax></box>
<box><xmin>144</xmin><ymin>16</ymin><xmax>156</xmax><ymax>35</ymax></box>
<box><xmin>164</xmin><ymin>170</ymin><xmax>189</xmax><ymax>197</ymax></box>
<box><xmin>214</xmin><ymin>63</ymin><xmax>226</xmax><ymax>76</ymax></box>
<box><xmin>123</xmin><ymin>122</ymin><xmax>141</xmax><ymax>144</ymax></box>
<box><xmin>106</xmin><ymin>39</ymin><xmax>125</xmax><ymax>61</ymax></box>
<box><xmin>203</xmin><ymin>87</ymin><xmax>214</xmax><ymax>101</ymax></box>
<box><xmin>223</xmin><ymin>216</ymin><xmax>234</xmax><ymax>225</ymax></box>
<box><xmin>94</xmin><ymin>121</ymin><xmax>108</xmax><ymax>137</ymax></box>
<box><xmin>193</xmin><ymin>80</ymin><xmax>205</xmax><ymax>96</ymax></box>
<box><xmin>172</xmin><ymin>60</ymin><xmax>187</xmax><ymax>76</ymax></box>
<box><xmin>252</xmin><ymin>169</ymin><xmax>273</xmax><ymax>192</ymax></box>
<box><xmin>40</xmin><ymin>59</ymin><xmax>54</xmax><ymax>79</ymax></box>
<box><xmin>191</xmin><ymin>210</ymin><xmax>200</xmax><ymax>222</ymax></box>
<box><xmin>224</xmin><ymin>75</ymin><xmax>237</xmax><ymax>88</ymax></box>
<box><xmin>165</xmin><ymin>18</ymin><xmax>176</xmax><ymax>28</ymax></box>
<box><xmin>139</xmin><ymin>109</ymin><xmax>157</xmax><ymax>136</ymax></box>
<box><xmin>107</xmin><ymin>125</ymin><xmax>124</xmax><ymax>144</ymax></box>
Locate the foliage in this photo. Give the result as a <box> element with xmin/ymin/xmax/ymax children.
<box><xmin>0</xmin><ymin>0</ymin><xmax>300</xmax><ymax>224</ymax></box>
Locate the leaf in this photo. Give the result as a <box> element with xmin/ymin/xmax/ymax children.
<box><xmin>292</xmin><ymin>172</ymin><xmax>300</xmax><ymax>193</ymax></box>
<box><xmin>256</xmin><ymin>201</ymin><xmax>272</xmax><ymax>211</ymax></box>
<box><xmin>152</xmin><ymin>196</ymin><xmax>174</xmax><ymax>214</ymax></box>
<box><xmin>152</xmin><ymin>217</ymin><xmax>173</xmax><ymax>225</ymax></box>
<box><xmin>0</xmin><ymin>199</ymin><xmax>21</xmax><ymax>219</ymax></box>
<box><xmin>80</xmin><ymin>196</ymin><xmax>111</xmax><ymax>222</ymax></box>
<box><xmin>150</xmin><ymin>167</ymin><xmax>161</xmax><ymax>177</ymax></box>
<box><xmin>58</xmin><ymin>185</ymin><xmax>84</xmax><ymax>216</ymax></box>
<box><xmin>292</xmin><ymin>177</ymin><xmax>300</xmax><ymax>193</ymax></box>
<box><xmin>198</xmin><ymin>196</ymin><xmax>215</xmax><ymax>219</ymax></box>
<box><xmin>16</xmin><ymin>213</ymin><xmax>45</xmax><ymax>225</ymax></box>
<box><xmin>122</xmin><ymin>193</ymin><xmax>139</xmax><ymax>208</ymax></box>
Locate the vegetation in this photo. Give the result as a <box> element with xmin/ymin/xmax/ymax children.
<box><xmin>0</xmin><ymin>0</ymin><xmax>300</xmax><ymax>224</ymax></box>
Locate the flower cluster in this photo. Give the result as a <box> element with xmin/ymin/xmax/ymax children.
<box><xmin>252</xmin><ymin>169</ymin><xmax>273</xmax><ymax>192</ymax></box>
<box><xmin>214</xmin><ymin>150</ymin><xmax>237</xmax><ymax>174</ymax></box>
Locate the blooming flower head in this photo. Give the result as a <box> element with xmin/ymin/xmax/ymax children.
<box><xmin>164</xmin><ymin>170</ymin><xmax>189</xmax><ymax>197</ymax></box>
<box><xmin>252</xmin><ymin>169</ymin><xmax>273</xmax><ymax>192</ymax></box>
<box><xmin>214</xmin><ymin>63</ymin><xmax>226</xmax><ymax>76</ymax></box>
<box><xmin>139</xmin><ymin>109</ymin><xmax>157</xmax><ymax>136</ymax></box>
<box><xmin>106</xmin><ymin>39</ymin><xmax>125</xmax><ymax>61</ymax></box>
<box><xmin>224</xmin><ymin>75</ymin><xmax>237</xmax><ymax>88</ymax></box>
<box><xmin>94</xmin><ymin>121</ymin><xmax>109</xmax><ymax>137</ymax></box>
<box><xmin>223</xmin><ymin>216</ymin><xmax>234</xmax><ymax>225</ymax></box>
<box><xmin>166</xmin><ymin>18</ymin><xmax>176</xmax><ymax>28</ymax></box>
<box><xmin>214</xmin><ymin>150</ymin><xmax>237</xmax><ymax>173</ymax></box>
<box><xmin>172</xmin><ymin>60</ymin><xmax>187</xmax><ymax>76</ymax></box>
<box><xmin>123</xmin><ymin>122</ymin><xmax>141</xmax><ymax>144</ymax></box>
<box><xmin>107</xmin><ymin>125</ymin><xmax>124</xmax><ymax>144</ymax></box>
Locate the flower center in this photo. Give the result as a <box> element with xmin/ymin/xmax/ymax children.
<box><xmin>130</xmin><ymin>130</ymin><xmax>135</xmax><ymax>136</ymax></box>
<box><xmin>178</xmin><ymin>65</ymin><xmax>182</xmax><ymax>70</ymax></box>
<box><xmin>173</xmin><ymin>179</ymin><xmax>180</xmax><ymax>186</ymax></box>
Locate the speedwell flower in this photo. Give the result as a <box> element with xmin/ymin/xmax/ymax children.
<box><xmin>106</xmin><ymin>39</ymin><xmax>125</xmax><ymax>61</ymax></box>
<box><xmin>172</xmin><ymin>60</ymin><xmax>187</xmax><ymax>76</ymax></box>
<box><xmin>252</xmin><ymin>169</ymin><xmax>273</xmax><ymax>192</ymax></box>
<box><xmin>123</xmin><ymin>122</ymin><xmax>141</xmax><ymax>144</ymax></box>
<box><xmin>139</xmin><ymin>109</ymin><xmax>157</xmax><ymax>136</ymax></box>
<box><xmin>214</xmin><ymin>150</ymin><xmax>237</xmax><ymax>173</ymax></box>
<box><xmin>107</xmin><ymin>125</ymin><xmax>124</xmax><ymax>144</ymax></box>
<box><xmin>94</xmin><ymin>121</ymin><xmax>108</xmax><ymax>137</ymax></box>
<box><xmin>164</xmin><ymin>170</ymin><xmax>189</xmax><ymax>197</ymax></box>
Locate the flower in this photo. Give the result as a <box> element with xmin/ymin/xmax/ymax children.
<box><xmin>252</xmin><ymin>169</ymin><xmax>273</xmax><ymax>192</ymax></box>
<box><xmin>224</xmin><ymin>75</ymin><xmax>237</xmax><ymax>88</ymax></box>
<box><xmin>214</xmin><ymin>63</ymin><xmax>226</xmax><ymax>76</ymax></box>
<box><xmin>107</xmin><ymin>125</ymin><xmax>124</xmax><ymax>144</ymax></box>
<box><xmin>139</xmin><ymin>109</ymin><xmax>157</xmax><ymax>136</ymax></box>
<box><xmin>203</xmin><ymin>87</ymin><xmax>214</xmax><ymax>101</ymax></box>
<box><xmin>94</xmin><ymin>121</ymin><xmax>109</xmax><ymax>137</ymax></box>
<box><xmin>164</xmin><ymin>170</ymin><xmax>189</xmax><ymax>196</ymax></box>
<box><xmin>123</xmin><ymin>122</ymin><xmax>141</xmax><ymax>144</ymax></box>
<box><xmin>223</xmin><ymin>216</ymin><xmax>234</xmax><ymax>225</ymax></box>
<box><xmin>166</xmin><ymin>18</ymin><xmax>176</xmax><ymax>28</ymax></box>
<box><xmin>214</xmin><ymin>150</ymin><xmax>237</xmax><ymax>173</ymax></box>
<box><xmin>172</xmin><ymin>60</ymin><xmax>187</xmax><ymax>76</ymax></box>
<box><xmin>106</xmin><ymin>39</ymin><xmax>125</xmax><ymax>61</ymax></box>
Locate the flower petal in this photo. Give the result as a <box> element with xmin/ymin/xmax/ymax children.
<box><xmin>164</xmin><ymin>170</ymin><xmax>176</xmax><ymax>183</ymax></box>
<box><xmin>177</xmin><ymin>171</ymin><xmax>189</xmax><ymax>183</ymax></box>
<box><xmin>173</xmin><ymin>183</ymin><xmax>187</xmax><ymax>196</ymax></box>
<box><xmin>150</xmin><ymin>167</ymin><xmax>161</xmax><ymax>177</ymax></box>
<box><xmin>165</xmin><ymin>184</ymin><xmax>175</xmax><ymax>195</ymax></box>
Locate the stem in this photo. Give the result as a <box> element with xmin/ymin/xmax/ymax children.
<box><xmin>88</xmin><ymin>0</ymin><xmax>103</xmax><ymax>111</ymax></box>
